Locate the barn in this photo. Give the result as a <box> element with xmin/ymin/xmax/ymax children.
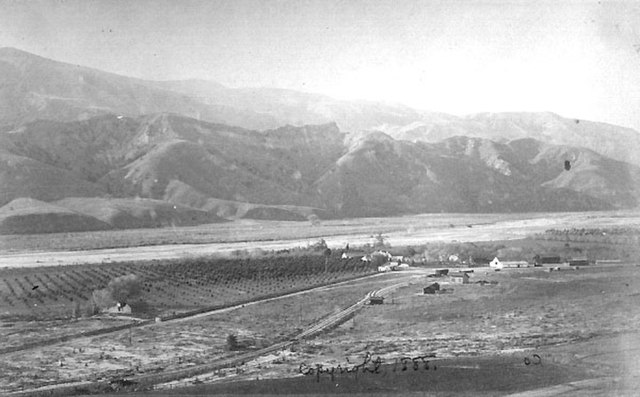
<box><xmin>533</xmin><ymin>255</ymin><xmax>562</xmax><ymax>266</ymax></box>
<box><xmin>450</xmin><ymin>273</ymin><xmax>469</xmax><ymax>284</ymax></box>
<box><xmin>568</xmin><ymin>258</ymin><xmax>590</xmax><ymax>266</ymax></box>
<box><xmin>490</xmin><ymin>257</ymin><xmax>529</xmax><ymax>269</ymax></box>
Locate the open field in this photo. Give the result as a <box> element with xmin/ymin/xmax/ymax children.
<box><xmin>3</xmin><ymin>262</ymin><xmax>637</xmax><ymax>395</ymax></box>
<box><xmin>0</xmin><ymin>270</ymin><xmax>414</xmax><ymax>394</ymax></box>
<box><xmin>140</xmin><ymin>263</ymin><xmax>640</xmax><ymax>396</ymax></box>
<box><xmin>1</xmin><ymin>210</ymin><xmax>639</xmax><ymax>268</ymax></box>
<box><xmin>1</xmin><ymin>211</ymin><xmax>639</xmax><ymax>395</ymax></box>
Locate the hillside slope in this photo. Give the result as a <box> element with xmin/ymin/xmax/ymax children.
<box><xmin>313</xmin><ymin>134</ymin><xmax>637</xmax><ymax>215</ymax></box>
<box><xmin>0</xmin><ymin>198</ymin><xmax>112</xmax><ymax>234</ymax></box>
<box><xmin>1</xmin><ymin>114</ymin><xmax>637</xmax><ymax>230</ymax></box>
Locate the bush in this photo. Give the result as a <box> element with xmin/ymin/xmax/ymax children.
<box><xmin>313</xmin><ymin>239</ymin><xmax>328</xmax><ymax>251</ymax></box>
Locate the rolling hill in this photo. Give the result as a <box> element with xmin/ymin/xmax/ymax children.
<box><xmin>0</xmin><ymin>198</ymin><xmax>112</xmax><ymax>234</ymax></box>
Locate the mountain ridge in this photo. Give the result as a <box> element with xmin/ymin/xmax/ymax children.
<box><xmin>4</xmin><ymin>47</ymin><xmax>638</xmax><ymax>167</ymax></box>
<box><xmin>1</xmin><ymin>48</ymin><xmax>639</xmax><ymax>233</ymax></box>
<box><xmin>3</xmin><ymin>113</ymin><xmax>637</xmax><ymax>217</ymax></box>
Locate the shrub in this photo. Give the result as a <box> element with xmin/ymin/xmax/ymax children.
<box><xmin>226</xmin><ymin>333</ymin><xmax>239</xmax><ymax>351</ymax></box>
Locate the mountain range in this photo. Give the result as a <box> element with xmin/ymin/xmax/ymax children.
<box><xmin>0</xmin><ymin>47</ymin><xmax>639</xmax><ymax>234</ymax></box>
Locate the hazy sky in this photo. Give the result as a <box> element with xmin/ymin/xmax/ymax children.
<box><xmin>1</xmin><ymin>0</ymin><xmax>640</xmax><ymax>130</ymax></box>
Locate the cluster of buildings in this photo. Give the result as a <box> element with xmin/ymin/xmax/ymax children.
<box><xmin>489</xmin><ymin>255</ymin><xmax>591</xmax><ymax>269</ymax></box>
<box><xmin>342</xmin><ymin>250</ymin><xmax>410</xmax><ymax>272</ymax></box>
<box><xmin>419</xmin><ymin>268</ymin><xmax>473</xmax><ymax>296</ymax></box>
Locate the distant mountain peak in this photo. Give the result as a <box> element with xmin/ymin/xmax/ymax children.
<box><xmin>0</xmin><ymin>47</ymin><xmax>62</xmax><ymax>65</ymax></box>
<box><xmin>0</xmin><ymin>46</ymin><xmax>35</xmax><ymax>55</ymax></box>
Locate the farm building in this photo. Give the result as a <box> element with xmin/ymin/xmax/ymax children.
<box><xmin>489</xmin><ymin>257</ymin><xmax>529</xmax><ymax>269</ymax></box>
<box><xmin>435</xmin><ymin>269</ymin><xmax>449</xmax><ymax>276</ymax></box>
<box><xmin>568</xmin><ymin>258</ymin><xmax>590</xmax><ymax>266</ymax></box>
<box><xmin>341</xmin><ymin>251</ymin><xmax>367</xmax><ymax>260</ymax></box>
<box><xmin>450</xmin><ymin>272</ymin><xmax>470</xmax><ymax>284</ymax></box>
<box><xmin>533</xmin><ymin>255</ymin><xmax>562</xmax><ymax>266</ymax></box>
<box><xmin>506</xmin><ymin>261</ymin><xmax>529</xmax><ymax>268</ymax></box>
<box><xmin>369</xmin><ymin>296</ymin><xmax>384</xmax><ymax>305</ymax></box>
<box><xmin>360</xmin><ymin>250</ymin><xmax>393</xmax><ymax>263</ymax></box>
<box><xmin>379</xmin><ymin>261</ymin><xmax>407</xmax><ymax>272</ymax></box>
<box><xmin>106</xmin><ymin>302</ymin><xmax>131</xmax><ymax>314</ymax></box>
<box><xmin>423</xmin><ymin>283</ymin><xmax>440</xmax><ymax>294</ymax></box>
<box><xmin>470</xmin><ymin>257</ymin><xmax>492</xmax><ymax>266</ymax></box>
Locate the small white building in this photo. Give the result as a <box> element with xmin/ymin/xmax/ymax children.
<box><xmin>342</xmin><ymin>251</ymin><xmax>367</xmax><ymax>260</ymax></box>
<box><xmin>489</xmin><ymin>257</ymin><xmax>503</xmax><ymax>269</ymax></box>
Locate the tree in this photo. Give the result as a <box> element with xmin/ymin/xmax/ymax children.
<box><xmin>108</xmin><ymin>274</ymin><xmax>141</xmax><ymax>304</ymax></box>
<box><xmin>71</xmin><ymin>301</ymin><xmax>81</xmax><ymax>320</ymax></box>
<box><xmin>370</xmin><ymin>252</ymin><xmax>389</xmax><ymax>267</ymax></box>
<box><xmin>323</xmin><ymin>248</ymin><xmax>332</xmax><ymax>273</ymax></box>
<box><xmin>373</xmin><ymin>233</ymin><xmax>389</xmax><ymax>249</ymax></box>
<box><xmin>313</xmin><ymin>238</ymin><xmax>328</xmax><ymax>251</ymax></box>
<box><xmin>226</xmin><ymin>334</ymin><xmax>239</xmax><ymax>351</ymax></box>
<box><xmin>91</xmin><ymin>274</ymin><xmax>143</xmax><ymax>312</ymax></box>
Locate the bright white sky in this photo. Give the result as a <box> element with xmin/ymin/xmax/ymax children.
<box><xmin>1</xmin><ymin>0</ymin><xmax>640</xmax><ymax>130</ymax></box>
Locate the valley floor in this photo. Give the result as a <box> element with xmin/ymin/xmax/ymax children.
<box><xmin>1</xmin><ymin>211</ymin><xmax>638</xmax><ymax>395</ymax></box>
<box><xmin>2</xmin><ymin>262</ymin><xmax>638</xmax><ymax>396</ymax></box>
<box><xmin>142</xmin><ymin>263</ymin><xmax>640</xmax><ymax>396</ymax></box>
<box><xmin>1</xmin><ymin>210</ymin><xmax>639</xmax><ymax>268</ymax></box>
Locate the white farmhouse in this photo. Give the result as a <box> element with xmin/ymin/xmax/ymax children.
<box><xmin>489</xmin><ymin>257</ymin><xmax>503</xmax><ymax>269</ymax></box>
